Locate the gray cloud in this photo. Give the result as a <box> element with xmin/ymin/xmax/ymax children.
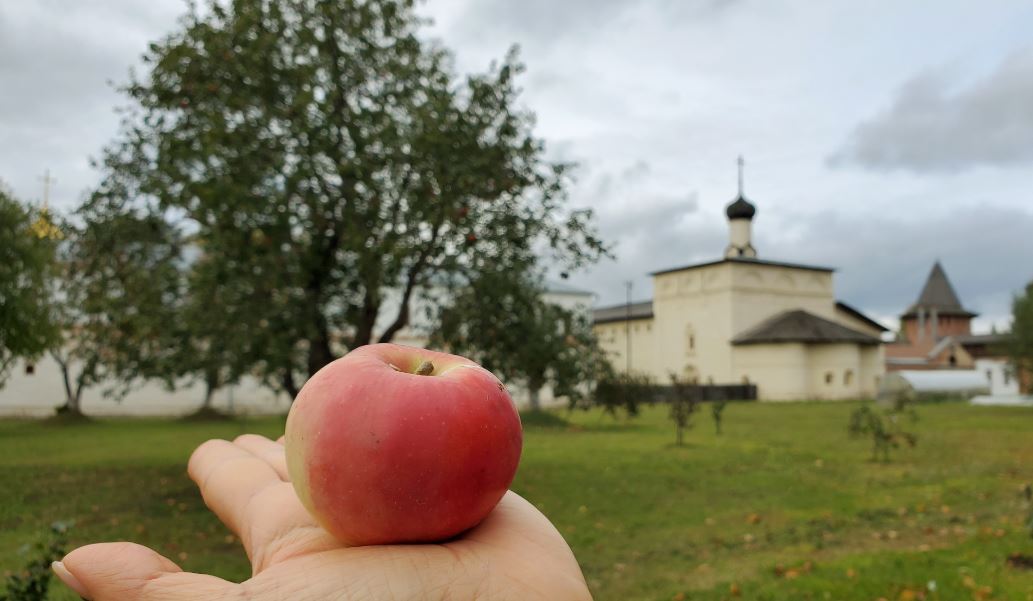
<box><xmin>0</xmin><ymin>1</ymin><xmax>183</xmax><ymax>207</ymax></box>
<box><xmin>831</xmin><ymin>49</ymin><xmax>1033</xmax><ymax>173</ymax></box>
<box><xmin>463</xmin><ymin>0</ymin><xmax>742</xmax><ymax>46</ymax></box>
<box><xmin>572</xmin><ymin>200</ymin><xmax>1033</xmax><ymax>330</ymax></box>
<box><xmin>3</xmin><ymin>0</ymin><xmax>1031</xmax><ymax>334</ymax></box>
<box><xmin>771</xmin><ymin>205</ymin><xmax>1033</xmax><ymax>329</ymax></box>
<box><xmin>563</xmin><ymin>161</ymin><xmax>719</xmax><ymax>306</ymax></box>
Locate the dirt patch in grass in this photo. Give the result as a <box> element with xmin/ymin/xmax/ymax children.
<box><xmin>1007</xmin><ymin>552</ymin><xmax>1033</xmax><ymax>570</ymax></box>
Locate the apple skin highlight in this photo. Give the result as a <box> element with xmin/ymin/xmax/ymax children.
<box><xmin>285</xmin><ymin>343</ymin><xmax>523</xmax><ymax>546</ymax></box>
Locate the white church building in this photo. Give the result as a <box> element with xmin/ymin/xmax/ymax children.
<box><xmin>592</xmin><ymin>172</ymin><xmax>887</xmax><ymax>401</ymax></box>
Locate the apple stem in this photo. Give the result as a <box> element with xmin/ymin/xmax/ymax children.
<box><xmin>415</xmin><ymin>361</ymin><xmax>435</xmax><ymax>376</ymax></box>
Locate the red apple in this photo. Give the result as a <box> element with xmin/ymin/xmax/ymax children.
<box><xmin>285</xmin><ymin>343</ymin><xmax>522</xmax><ymax>545</ymax></box>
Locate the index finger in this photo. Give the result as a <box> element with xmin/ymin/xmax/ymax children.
<box><xmin>187</xmin><ymin>439</ymin><xmax>285</xmax><ymax>549</ymax></box>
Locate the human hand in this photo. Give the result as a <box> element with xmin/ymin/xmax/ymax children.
<box><xmin>52</xmin><ymin>434</ymin><xmax>592</xmax><ymax>600</ymax></box>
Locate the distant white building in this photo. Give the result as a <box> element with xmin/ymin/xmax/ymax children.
<box><xmin>591</xmin><ymin>166</ymin><xmax>887</xmax><ymax>401</ymax></box>
<box><xmin>879</xmin><ymin>370</ymin><xmax>990</xmax><ymax>400</ymax></box>
<box><xmin>974</xmin><ymin>358</ymin><xmax>1020</xmax><ymax>396</ymax></box>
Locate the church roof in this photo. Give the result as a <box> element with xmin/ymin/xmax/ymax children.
<box><xmin>731</xmin><ymin>310</ymin><xmax>882</xmax><ymax>346</ymax></box>
<box><xmin>902</xmin><ymin>262</ymin><xmax>977</xmax><ymax>318</ymax></box>
<box><xmin>835</xmin><ymin>300</ymin><xmax>890</xmax><ymax>333</ymax></box>
<box><xmin>726</xmin><ymin>194</ymin><xmax>756</xmax><ymax>220</ymax></box>
<box><xmin>651</xmin><ymin>257</ymin><xmax>834</xmax><ymax>277</ymax></box>
<box><xmin>592</xmin><ymin>301</ymin><xmax>654</xmax><ymax>324</ymax></box>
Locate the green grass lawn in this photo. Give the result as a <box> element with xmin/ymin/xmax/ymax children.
<box><xmin>2</xmin><ymin>402</ymin><xmax>1033</xmax><ymax>600</ymax></box>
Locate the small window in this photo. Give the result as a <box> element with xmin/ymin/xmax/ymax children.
<box><xmin>689</xmin><ymin>335</ymin><xmax>695</xmax><ymax>350</ymax></box>
<box><xmin>844</xmin><ymin>370</ymin><xmax>854</xmax><ymax>386</ymax></box>
<box><xmin>824</xmin><ymin>371</ymin><xmax>834</xmax><ymax>385</ymax></box>
<box><xmin>1004</xmin><ymin>371</ymin><xmax>1012</xmax><ymax>386</ymax></box>
<box><xmin>742</xmin><ymin>375</ymin><xmax>750</xmax><ymax>384</ymax></box>
<box><xmin>25</xmin><ymin>363</ymin><xmax>35</xmax><ymax>375</ymax></box>
<box><xmin>986</xmin><ymin>370</ymin><xmax>993</xmax><ymax>383</ymax></box>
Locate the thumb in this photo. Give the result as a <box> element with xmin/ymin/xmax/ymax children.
<box><xmin>55</xmin><ymin>542</ymin><xmax>241</xmax><ymax>601</ymax></box>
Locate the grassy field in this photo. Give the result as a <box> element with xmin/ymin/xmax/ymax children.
<box><xmin>2</xmin><ymin>402</ymin><xmax>1033</xmax><ymax>600</ymax></box>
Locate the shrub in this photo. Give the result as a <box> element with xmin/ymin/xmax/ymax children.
<box><xmin>593</xmin><ymin>371</ymin><xmax>658</xmax><ymax>418</ymax></box>
<box><xmin>1</xmin><ymin>522</ymin><xmax>70</xmax><ymax>601</ymax></box>
<box><xmin>848</xmin><ymin>393</ymin><xmax>917</xmax><ymax>462</ymax></box>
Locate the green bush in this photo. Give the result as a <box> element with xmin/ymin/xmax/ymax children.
<box><xmin>1</xmin><ymin>522</ymin><xmax>70</xmax><ymax>601</ymax></box>
<box><xmin>592</xmin><ymin>371</ymin><xmax>659</xmax><ymax>418</ymax></box>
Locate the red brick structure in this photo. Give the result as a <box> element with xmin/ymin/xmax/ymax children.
<box><xmin>886</xmin><ymin>262</ymin><xmax>979</xmax><ymax>370</ymax></box>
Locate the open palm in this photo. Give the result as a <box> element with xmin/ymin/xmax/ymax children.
<box><xmin>56</xmin><ymin>434</ymin><xmax>592</xmax><ymax>600</ymax></box>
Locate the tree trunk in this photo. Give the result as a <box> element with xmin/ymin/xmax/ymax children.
<box><xmin>202</xmin><ymin>384</ymin><xmax>215</xmax><ymax>410</ymax></box>
<box><xmin>528</xmin><ymin>385</ymin><xmax>541</xmax><ymax>412</ymax></box>
<box><xmin>676</xmin><ymin>425</ymin><xmax>684</xmax><ymax>446</ymax></box>
<box><xmin>307</xmin><ymin>326</ymin><xmax>334</xmax><ymax>378</ymax></box>
<box><xmin>352</xmin><ymin>292</ymin><xmax>380</xmax><ymax>349</ymax></box>
<box><xmin>282</xmin><ymin>369</ymin><xmax>299</xmax><ymax>400</ymax></box>
<box><xmin>52</xmin><ymin>351</ymin><xmax>83</xmax><ymax>416</ymax></box>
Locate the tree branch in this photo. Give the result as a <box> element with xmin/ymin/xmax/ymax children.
<box><xmin>377</xmin><ymin>212</ymin><xmax>447</xmax><ymax>343</ymax></box>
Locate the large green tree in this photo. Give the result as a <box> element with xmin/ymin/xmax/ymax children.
<box><xmin>87</xmin><ymin>0</ymin><xmax>606</xmax><ymax>397</ymax></box>
<box><xmin>1007</xmin><ymin>281</ymin><xmax>1033</xmax><ymax>393</ymax></box>
<box><xmin>431</xmin><ymin>271</ymin><xmax>609</xmax><ymax>410</ymax></box>
<box><xmin>0</xmin><ymin>186</ymin><xmax>60</xmax><ymax>386</ymax></box>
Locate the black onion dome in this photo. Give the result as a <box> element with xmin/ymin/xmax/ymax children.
<box><xmin>726</xmin><ymin>195</ymin><xmax>756</xmax><ymax>220</ymax></box>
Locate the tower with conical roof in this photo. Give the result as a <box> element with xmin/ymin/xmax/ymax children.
<box><xmin>900</xmin><ymin>261</ymin><xmax>977</xmax><ymax>344</ymax></box>
<box><xmin>725</xmin><ymin>156</ymin><xmax>757</xmax><ymax>259</ymax></box>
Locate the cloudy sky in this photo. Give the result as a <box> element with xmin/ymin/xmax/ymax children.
<box><xmin>3</xmin><ymin>1</ymin><xmax>1032</xmax><ymax>330</ymax></box>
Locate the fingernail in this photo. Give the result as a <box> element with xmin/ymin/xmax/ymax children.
<box><xmin>52</xmin><ymin>561</ymin><xmax>90</xmax><ymax>599</ymax></box>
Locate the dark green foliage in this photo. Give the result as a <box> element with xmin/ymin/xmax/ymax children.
<box><xmin>87</xmin><ymin>0</ymin><xmax>607</xmax><ymax>395</ymax></box>
<box><xmin>431</xmin><ymin>271</ymin><xmax>609</xmax><ymax>410</ymax></box>
<box><xmin>0</xmin><ymin>187</ymin><xmax>60</xmax><ymax>386</ymax></box>
<box><xmin>711</xmin><ymin>399</ymin><xmax>727</xmax><ymax>435</ymax></box>
<box><xmin>848</xmin><ymin>395</ymin><xmax>918</xmax><ymax>462</ymax></box>
<box><xmin>592</xmin><ymin>370</ymin><xmax>658</xmax><ymax>418</ymax></box>
<box><xmin>0</xmin><ymin>522</ymin><xmax>69</xmax><ymax>601</ymax></box>
<box><xmin>668</xmin><ymin>375</ymin><xmax>700</xmax><ymax>446</ymax></box>
<box><xmin>1007</xmin><ymin>282</ymin><xmax>1033</xmax><ymax>392</ymax></box>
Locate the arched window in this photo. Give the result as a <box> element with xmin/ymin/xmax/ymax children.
<box><xmin>824</xmin><ymin>371</ymin><xmax>834</xmax><ymax>385</ymax></box>
<box><xmin>844</xmin><ymin>369</ymin><xmax>854</xmax><ymax>386</ymax></box>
